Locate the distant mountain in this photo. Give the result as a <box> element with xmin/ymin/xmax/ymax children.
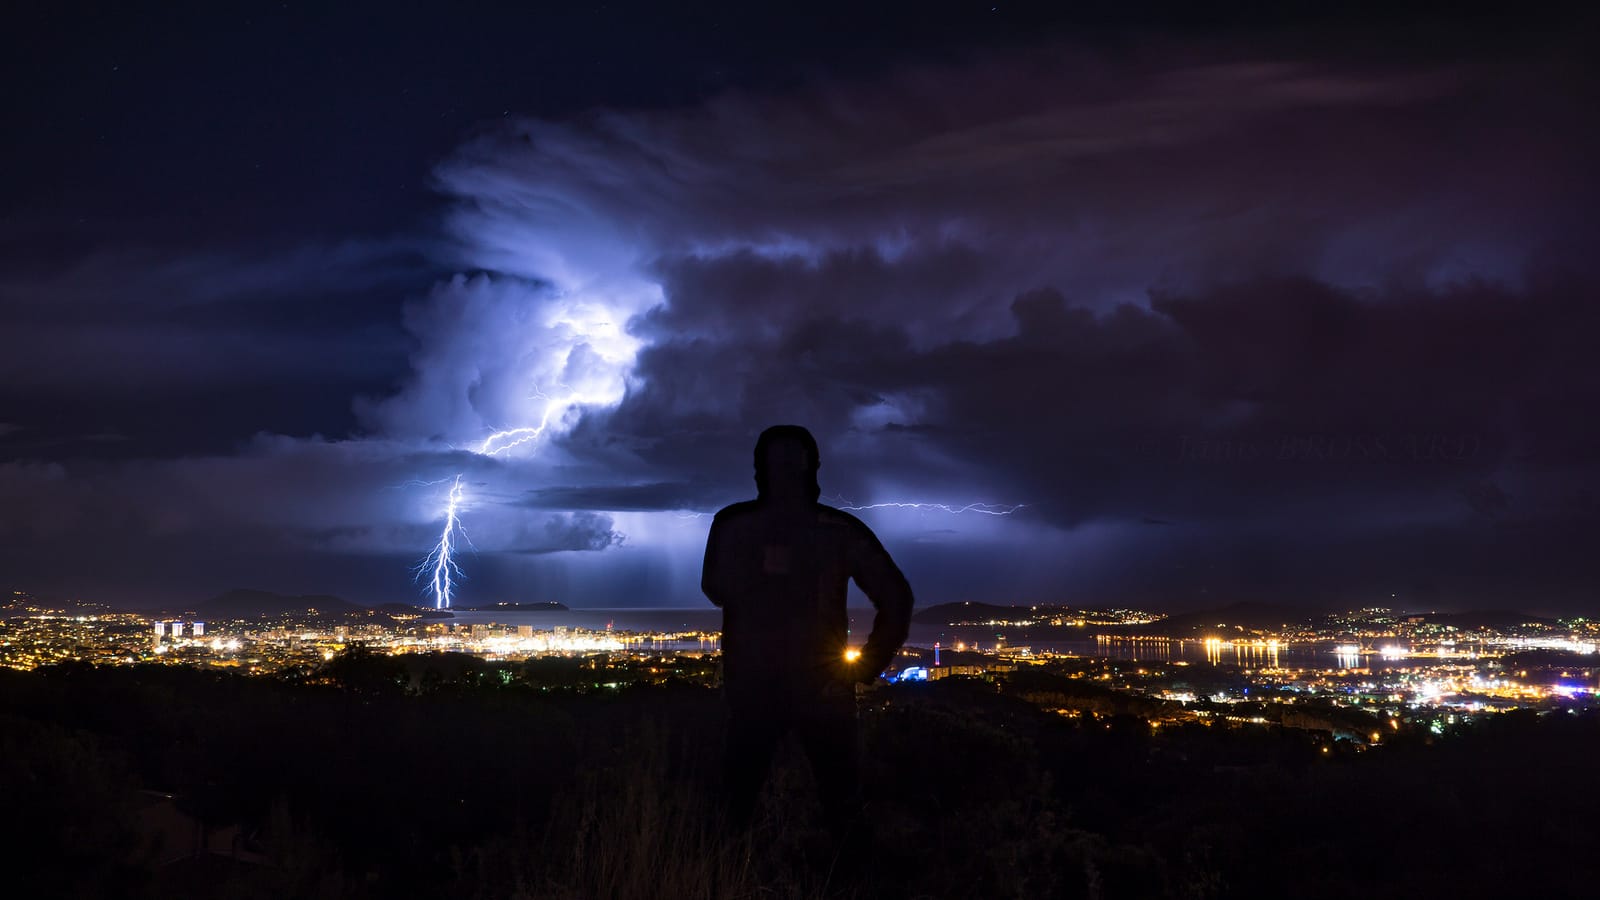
<box><xmin>197</xmin><ymin>588</ymin><xmax>362</xmax><ymax>618</ymax></box>
<box><xmin>912</xmin><ymin>602</ymin><xmax>1065</xmax><ymax>626</ymax></box>
<box><xmin>1410</xmin><ymin>609</ymin><xmax>1558</xmax><ymax>630</ymax></box>
<box><xmin>1160</xmin><ymin>602</ymin><xmax>1321</xmax><ymax>632</ymax></box>
<box><xmin>456</xmin><ymin>601</ymin><xmax>570</xmax><ymax>613</ymax></box>
<box><xmin>912</xmin><ymin>600</ymin><xmax>1327</xmax><ymax>632</ymax></box>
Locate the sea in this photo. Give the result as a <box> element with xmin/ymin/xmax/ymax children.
<box><xmin>439</xmin><ymin>607</ymin><xmax>1437</xmax><ymax>669</ymax></box>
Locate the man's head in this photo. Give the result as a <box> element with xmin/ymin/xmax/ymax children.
<box><xmin>754</xmin><ymin>425</ymin><xmax>821</xmax><ymax>502</ymax></box>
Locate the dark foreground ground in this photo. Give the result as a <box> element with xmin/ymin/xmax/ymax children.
<box><xmin>4</xmin><ymin>655</ymin><xmax>1598</xmax><ymax>899</ymax></box>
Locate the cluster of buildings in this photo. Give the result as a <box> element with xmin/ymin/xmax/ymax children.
<box><xmin>0</xmin><ymin>592</ymin><xmax>719</xmax><ymax>675</ymax></box>
<box><xmin>921</xmin><ymin>606</ymin><xmax>1600</xmax><ymax>740</ymax></box>
<box><xmin>4</xmin><ymin>591</ymin><xmax>1596</xmax><ymax>738</ymax></box>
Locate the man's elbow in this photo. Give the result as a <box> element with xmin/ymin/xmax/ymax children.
<box><xmin>887</xmin><ymin>571</ymin><xmax>914</xmax><ymax>614</ymax></box>
<box><xmin>701</xmin><ymin>577</ymin><xmax>725</xmax><ymax>608</ymax></box>
<box><xmin>880</xmin><ymin>576</ymin><xmax>914</xmax><ymax>635</ymax></box>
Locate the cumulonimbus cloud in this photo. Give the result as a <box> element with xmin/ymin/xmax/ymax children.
<box><xmin>2</xmin><ymin>41</ymin><xmax>1593</xmax><ymax>609</ymax></box>
<box><xmin>376</xmin><ymin>45</ymin><xmax>1594</xmax><ymax>608</ymax></box>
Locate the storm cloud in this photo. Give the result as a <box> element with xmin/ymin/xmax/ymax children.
<box><xmin>445</xmin><ymin>47</ymin><xmax>1594</xmax><ymax>607</ymax></box>
<box><xmin>2</xmin><ymin>37</ymin><xmax>1594</xmax><ymax>610</ymax></box>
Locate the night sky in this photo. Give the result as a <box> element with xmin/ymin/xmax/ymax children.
<box><xmin>2</xmin><ymin>2</ymin><xmax>1596</xmax><ymax>612</ymax></box>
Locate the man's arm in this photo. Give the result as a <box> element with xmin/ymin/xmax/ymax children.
<box><xmin>701</xmin><ymin>515</ymin><xmax>728</xmax><ymax>608</ymax></box>
<box><xmin>849</xmin><ymin>522</ymin><xmax>914</xmax><ymax>680</ymax></box>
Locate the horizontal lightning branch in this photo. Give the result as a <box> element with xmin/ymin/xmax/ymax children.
<box><xmin>475</xmin><ymin>396</ymin><xmax>569</xmax><ymax>456</ymax></box>
<box><xmin>831</xmin><ymin>499</ymin><xmax>1027</xmax><ymax>516</ymax></box>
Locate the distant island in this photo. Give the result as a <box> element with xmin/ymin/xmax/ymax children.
<box><xmin>910</xmin><ymin>600</ymin><xmax>1555</xmax><ymax>634</ymax></box>
<box><xmin>455</xmin><ymin>601</ymin><xmax>570</xmax><ymax>613</ymax></box>
<box><xmin>912</xmin><ymin>601</ymin><xmax>1039</xmax><ymax>626</ymax></box>
<box><xmin>913</xmin><ymin>600</ymin><xmax>1319</xmax><ymax>630</ymax></box>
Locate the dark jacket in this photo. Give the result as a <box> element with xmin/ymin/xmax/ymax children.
<box><xmin>702</xmin><ymin>497</ymin><xmax>914</xmax><ymax>704</ymax></box>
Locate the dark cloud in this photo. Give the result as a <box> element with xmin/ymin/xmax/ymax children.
<box><xmin>598</xmin><ymin>272</ymin><xmax>1598</xmax><ymax>521</ymax></box>
<box><xmin>522</xmin><ymin>46</ymin><xmax>1594</xmax><ymax>608</ymax></box>
<box><xmin>0</xmin><ymin>240</ymin><xmax>432</xmax><ymax>456</ymax></box>
<box><xmin>511</xmin><ymin>512</ymin><xmax>625</xmax><ymax>555</ymax></box>
<box><xmin>2</xmin><ymin>27</ymin><xmax>1595</xmax><ymax>611</ymax></box>
<box><xmin>522</xmin><ymin>482</ymin><xmax>735</xmax><ymax>513</ymax></box>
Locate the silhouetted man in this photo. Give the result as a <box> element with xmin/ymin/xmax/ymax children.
<box><xmin>702</xmin><ymin>425</ymin><xmax>914</xmax><ymax>831</ymax></box>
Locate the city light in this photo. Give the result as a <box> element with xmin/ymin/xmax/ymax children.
<box><xmin>7</xmin><ymin>598</ymin><xmax>1599</xmax><ymax>741</ymax></box>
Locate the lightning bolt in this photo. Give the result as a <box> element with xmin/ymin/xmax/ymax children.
<box><xmin>414</xmin><ymin>411</ymin><xmax>563</xmax><ymax>609</ymax></box>
<box><xmin>388</xmin><ymin>477</ymin><xmax>458</xmax><ymax>490</ymax></box>
<box><xmin>415</xmin><ymin>387</ymin><xmax>607</xmax><ymax>608</ymax></box>
<box><xmin>829</xmin><ymin>498</ymin><xmax>1026</xmax><ymax>516</ymax></box>
<box><xmin>416</xmin><ymin>475</ymin><xmax>470</xmax><ymax>609</ymax></box>
<box><xmin>671</xmin><ymin>499</ymin><xmax>1026</xmax><ymax>523</ymax></box>
<box><xmin>474</xmin><ymin>396</ymin><xmax>567</xmax><ymax>457</ymax></box>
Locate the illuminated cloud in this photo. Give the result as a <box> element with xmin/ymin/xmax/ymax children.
<box><xmin>404</xmin><ymin>48</ymin><xmax>1595</xmax><ymax>608</ymax></box>
<box><xmin>0</xmin><ymin>42</ymin><xmax>1593</xmax><ymax>610</ymax></box>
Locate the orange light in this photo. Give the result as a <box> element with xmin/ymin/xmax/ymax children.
<box><xmin>843</xmin><ymin>648</ymin><xmax>862</xmax><ymax>663</ymax></box>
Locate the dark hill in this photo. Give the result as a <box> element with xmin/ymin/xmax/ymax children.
<box><xmin>912</xmin><ymin>602</ymin><xmax>1063</xmax><ymax>626</ymax></box>
<box><xmin>1412</xmin><ymin>609</ymin><xmax>1558</xmax><ymax>630</ymax></box>
<box><xmin>198</xmin><ymin>588</ymin><xmax>362</xmax><ymax>618</ymax></box>
<box><xmin>1160</xmin><ymin>602</ymin><xmax>1321</xmax><ymax>632</ymax></box>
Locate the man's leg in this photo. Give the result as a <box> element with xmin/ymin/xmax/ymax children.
<box><xmin>797</xmin><ymin>687</ymin><xmax>861</xmax><ymax>837</ymax></box>
<box><xmin>724</xmin><ymin>702</ymin><xmax>785</xmax><ymax>829</ymax></box>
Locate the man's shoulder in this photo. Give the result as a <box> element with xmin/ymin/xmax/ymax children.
<box><xmin>710</xmin><ymin>500</ymin><xmax>762</xmax><ymax>523</ymax></box>
<box><xmin>710</xmin><ymin>501</ymin><xmax>869</xmax><ymax>528</ymax></box>
<box><xmin>814</xmin><ymin>503</ymin><xmax>872</xmax><ymax>532</ymax></box>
